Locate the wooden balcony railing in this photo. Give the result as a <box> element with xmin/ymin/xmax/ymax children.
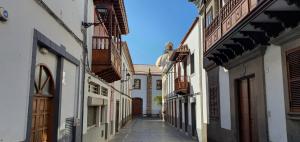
<box><xmin>175</xmin><ymin>76</ymin><xmax>190</xmax><ymax>94</ymax></box>
<box><xmin>205</xmin><ymin>0</ymin><xmax>259</xmax><ymax>52</ymax></box>
<box><xmin>92</xmin><ymin>36</ymin><xmax>121</xmax><ymax>82</ymax></box>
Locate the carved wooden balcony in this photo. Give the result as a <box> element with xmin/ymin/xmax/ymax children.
<box><xmin>92</xmin><ymin>36</ymin><xmax>121</xmax><ymax>83</ymax></box>
<box><xmin>203</xmin><ymin>0</ymin><xmax>300</xmax><ymax>66</ymax></box>
<box><xmin>175</xmin><ymin>76</ymin><xmax>190</xmax><ymax>95</ymax></box>
<box><xmin>205</xmin><ymin>0</ymin><xmax>258</xmax><ymax>52</ymax></box>
<box><xmin>170</xmin><ymin>45</ymin><xmax>190</xmax><ymax>62</ymax></box>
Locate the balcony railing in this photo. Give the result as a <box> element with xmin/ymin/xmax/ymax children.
<box><xmin>175</xmin><ymin>76</ymin><xmax>190</xmax><ymax>94</ymax></box>
<box><xmin>205</xmin><ymin>0</ymin><xmax>259</xmax><ymax>52</ymax></box>
<box><xmin>92</xmin><ymin>36</ymin><xmax>121</xmax><ymax>82</ymax></box>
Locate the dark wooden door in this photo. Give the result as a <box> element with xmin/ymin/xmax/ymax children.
<box><xmin>191</xmin><ymin>102</ymin><xmax>196</xmax><ymax>136</ymax></box>
<box><xmin>175</xmin><ymin>100</ymin><xmax>177</xmax><ymax>127</ymax></box>
<box><xmin>115</xmin><ymin>101</ymin><xmax>120</xmax><ymax>133</ymax></box>
<box><xmin>132</xmin><ymin>98</ymin><xmax>142</xmax><ymax>117</ymax></box>
<box><xmin>238</xmin><ymin>78</ymin><xmax>256</xmax><ymax>142</ymax></box>
<box><xmin>30</xmin><ymin>65</ymin><xmax>55</xmax><ymax>142</ymax></box>
<box><xmin>171</xmin><ymin>101</ymin><xmax>174</xmax><ymax>125</ymax></box>
<box><xmin>179</xmin><ymin>100</ymin><xmax>182</xmax><ymax>129</ymax></box>
<box><xmin>184</xmin><ymin>102</ymin><xmax>188</xmax><ymax>132</ymax></box>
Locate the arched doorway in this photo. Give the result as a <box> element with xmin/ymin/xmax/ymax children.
<box><xmin>132</xmin><ymin>98</ymin><xmax>143</xmax><ymax>117</ymax></box>
<box><xmin>30</xmin><ymin>64</ymin><xmax>55</xmax><ymax>142</ymax></box>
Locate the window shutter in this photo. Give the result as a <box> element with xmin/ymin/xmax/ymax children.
<box><xmin>191</xmin><ymin>53</ymin><xmax>195</xmax><ymax>74</ymax></box>
<box><xmin>208</xmin><ymin>68</ymin><xmax>220</xmax><ymax>120</ymax></box>
<box><xmin>286</xmin><ymin>48</ymin><xmax>300</xmax><ymax>112</ymax></box>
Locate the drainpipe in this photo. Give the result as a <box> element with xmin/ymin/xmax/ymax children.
<box><xmin>79</xmin><ymin>0</ymin><xmax>89</xmax><ymax>141</ymax></box>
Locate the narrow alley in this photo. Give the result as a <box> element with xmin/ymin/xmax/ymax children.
<box><xmin>1</xmin><ymin>0</ymin><xmax>300</xmax><ymax>142</ymax></box>
<box><xmin>110</xmin><ymin>118</ymin><xmax>197</xmax><ymax>142</ymax></box>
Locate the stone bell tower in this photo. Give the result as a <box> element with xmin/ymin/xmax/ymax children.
<box><xmin>146</xmin><ymin>68</ymin><xmax>152</xmax><ymax>116</ymax></box>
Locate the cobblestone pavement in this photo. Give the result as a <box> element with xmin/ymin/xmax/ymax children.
<box><xmin>109</xmin><ymin>118</ymin><xmax>198</xmax><ymax>142</ymax></box>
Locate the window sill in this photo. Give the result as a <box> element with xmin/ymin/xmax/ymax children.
<box><xmin>87</xmin><ymin>125</ymin><xmax>97</xmax><ymax>130</ymax></box>
<box><xmin>287</xmin><ymin>112</ymin><xmax>300</xmax><ymax>120</ymax></box>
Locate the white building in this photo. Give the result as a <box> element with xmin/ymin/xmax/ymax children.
<box><xmin>131</xmin><ymin>65</ymin><xmax>162</xmax><ymax>117</ymax></box>
<box><xmin>158</xmin><ymin>18</ymin><xmax>207</xmax><ymax>140</ymax></box>
<box><xmin>83</xmin><ymin>41</ymin><xmax>134</xmax><ymax>142</ymax></box>
<box><xmin>0</xmin><ymin>0</ymin><xmax>85</xmax><ymax>141</ymax></box>
<box><xmin>190</xmin><ymin>0</ymin><xmax>300</xmax><ymax>142</ymax></box>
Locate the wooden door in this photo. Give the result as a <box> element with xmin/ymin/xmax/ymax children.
<box><xmin>238</xmin><ymin>78</ymin><xmax>256</xmax><ymax>142</ymax></box>
<box><xmin>179</xmin><ymin>100</ymin><xmax>182</xmax><ymax>129</ymax></box>
<box><xmin>184</xmin><ymin>102</ymin><xmax>188</xmax><ymax>132</ymax></box>
<box><xmin>175</xmin><ymin>100</ymin><xmax>177</xmax><ymax>127</ymax></box>
<box><xmin>115</xmin><ymin>101</ymin><xmax>120</xmax><ymax>132</ymax></box>
<box><xmin>191</xmin><ymin>102</ymin><xmax>196</xmax><ymax>136</ymax></box>
<box><xmin>132</xmin><ymin>98</ymin><xmax>142</xmax><ymax>117</ymax></box>
<box><xmin>30</xmin><ymin>65</ymin><xmax>55</xmax><ymax>142</ymax></box>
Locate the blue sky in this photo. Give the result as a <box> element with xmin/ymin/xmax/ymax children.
<box><xmin>124</xmin><ymin>0</ymin><xmax>198</xmax><ymax>65</ymax></box>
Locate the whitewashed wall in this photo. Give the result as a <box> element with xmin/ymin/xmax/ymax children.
<box><xmin>219</xmin><ymin>67</ymin><xmax>231</xmax><ymax>130</ymax></box>
<box><xmin>83</xmin><ymin>73</ymin><xmax>110</xmax><ymax>134</ymax></box>
<box><xmin>132</xmin><ymin>74</ymin><xmax>162</xmax><ymax>115</ymax></box>
<box><xmin>151</xmin><ymin>75</ymin><xmax>162</xmax><ymax>114</ymax></box>
<box><xmin>264</xmin><ymin>45</ymin><xmax>288</xmax><ymax>142</ymax></box>
<box><xmin>185</xmin><ymin>20</ymin><xmax>201</xmax><ymax>94</ymax></box>
<box><xmin>0</xmin><ymin>0</ymin><xmax>83</xmax><ymax>141</ymax></box>
<box><xmin>132</xmin><ymin>75</ymin><xmax>147</xmax><ymax>114</ymax></box>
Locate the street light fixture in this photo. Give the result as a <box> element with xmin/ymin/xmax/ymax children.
<box><xmin>121</xmin><ymin>73</ymin><xmax>131</xmax><ymax>82</ymax></box>
<box><xmin>82</xmin><ymin>6</ymin><xmax>108</xmax><ymax>28</ymax></box>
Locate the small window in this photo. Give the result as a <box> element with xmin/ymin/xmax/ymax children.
<box><xmin>101</xmin><ymin>87</ymin><xmax>108</xmax><ymax>96</ymax></box>
<box><xmin>156</xmin><ymin>80</ymin><xmax>162</xmax><ymax>90</ymax></box>
<box><xmin>87</xmin><ymin>106</ymin><xmax>98</xmax><ymax>127</ymax></box>
<box><xmin>134</xmin><ymin>79</ymin><xmax>141</xmax><ymax>89</ymax></box>
<box><xmin>191</xmin><ymin>53</ymin><xmax>195</xmax><ymax>74</ymax></box>
<box><xmin>206</xmin><ymin>8</ymin><xmax>213</xmax><ymax>27</ymax></box>
<box><xmin>286</xmin><ymin>48</ymin><xmax>300</xmax><ymax>112</ymax></box>
<box><xmin>88</xmin><ymin>82</ymin><xmax>100</xmax><ymax>94</ymax></box>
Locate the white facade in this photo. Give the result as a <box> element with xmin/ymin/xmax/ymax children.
<box><xmin>264</xmin><ymin>44</ymin><xmax>288</xmax><ymax>142</ymax></box>
<box><xmin>0</xmin><ymin>0</ymin><xmax>84</xmax><ymax>141</ymax></box>
<box><xmin>159</xmin><ymin>18</ymin><xmax>207</xmax><ymax>140</ymax></box>
<box><xmin>83</xmin><ymin>42</ymin><xmax>134</xmax><ymax>142</ymax></box>
<box><xmin>131</xmin><ymin>65</ymin><xmax>162</xmax><ymax>116</ymax></box>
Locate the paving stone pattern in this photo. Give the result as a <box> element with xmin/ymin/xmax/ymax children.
<box><xmin>109</xmin><ymin>118</ymin><xmax>198</xmax><ymax>142</ymax></box>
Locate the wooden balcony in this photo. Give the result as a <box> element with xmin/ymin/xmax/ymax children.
<box><xmin>205</xmin><ymin>0</ymin><xmax>258</xmax><ymax>52</ymax></box>
<box><xmin>170</xmin><ymin>45</ymin><xmax>190</xmax><ymax>62</ymax></box>
<box><xmin>92</xmin><ymin>36</ymin><xmax>121</xmax><ymax>83</ymax></box>
<box><xmin>203</xmin><ymin>0</ymin><xmax>300</xmax><ymax>66</ymax></box>
<box><xmin>175</xmin><ymin>76</ymin><xmax>190</xmax><ymax>95</ymax></box>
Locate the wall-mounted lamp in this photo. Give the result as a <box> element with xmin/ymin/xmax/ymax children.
<box><xmin>39</xmin><ymin>47</ymin><xmax>49</xmax><ymax>55</ymax></box>
<box><xmin>121</xmin><ymin>73</ymin><xmax>131</xmax><ymax>82</ymax></box>
<box><xmin>0</xmin><ymin>7</ymin><xmax>8</xmax><ymax>22</ymax></box>
<box><xmin>82</xmin><ymin>6</ymin><xmax>108</xmax><ymax>28</ymax></box>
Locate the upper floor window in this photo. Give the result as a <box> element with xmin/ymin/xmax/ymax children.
<box><xmin>156</xmin><ymin>80</ymin><xmax>162</xmax><ymax>90</ymax></box>
<box><xmin>88</xmin><ymin>82</ymin><xmax>100</xmax><ymax>95</ymax></box>
<box><xmin>134</xmin><ymin>79</ymin><xmax>141</xmax><ymax>89</ymax></box>
<box><xmin>101</xmin><ymin>86</ymin><xmax>108</xmax><ymax>96</ymax></box>
<box><xmin>206</xmin><ymin>8</ymin><xmax>213</xmax><ymax>27</ymax></box>
<box><xmin>191</xmin><ymin>53</ymin><xmax>195</xmax><ymax>74</ymax></box>
<box><xmin>286</xmin><ymin>47</ymin><xmax>300</xmax><ymax>112</ymax></box>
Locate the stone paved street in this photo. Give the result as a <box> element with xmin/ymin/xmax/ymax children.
<box><xmin>109</xmin><ymin>118</ymin><xmax>198</xmax><ymax>142</ymax></box>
